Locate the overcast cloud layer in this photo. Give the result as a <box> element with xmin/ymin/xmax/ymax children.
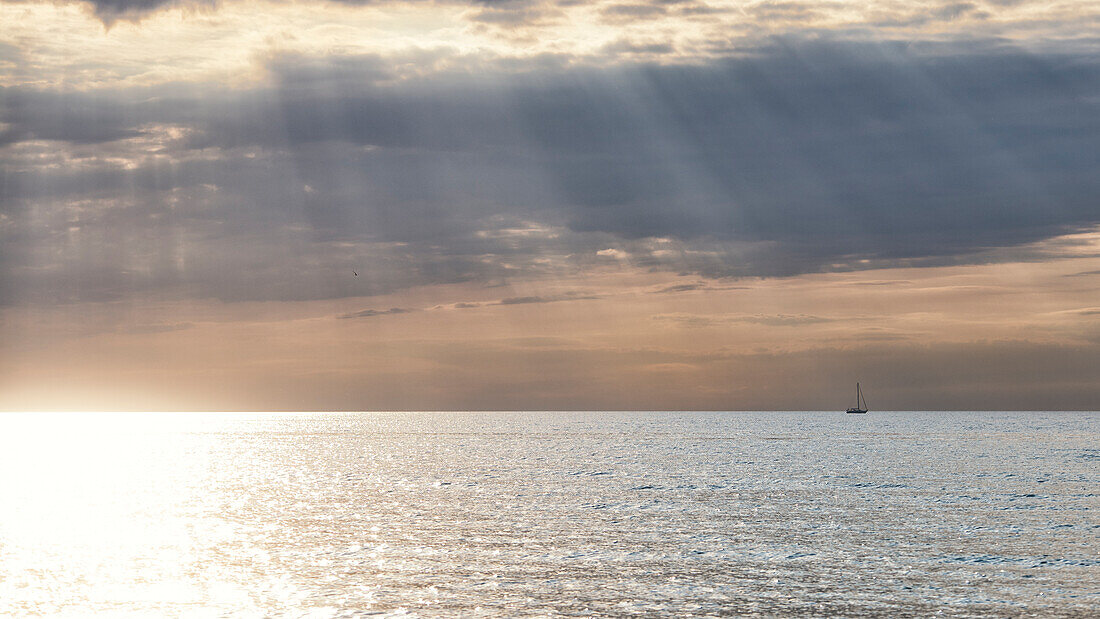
<box><xmin>3</xmin><ymin>39</ymin><xmax>1099</xmax><ymax>306</ymax></box>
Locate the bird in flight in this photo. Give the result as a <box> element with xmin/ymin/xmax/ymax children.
<box><xmin>353</xmin><ymin>271</ymin><xmax>358</xmax><ymax>277</ymax></box>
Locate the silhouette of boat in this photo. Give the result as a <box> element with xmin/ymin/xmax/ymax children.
<box><xmin>846</xmin><ymin>382</ymin><xmax>868</xmax><ymax>414</ymax></box>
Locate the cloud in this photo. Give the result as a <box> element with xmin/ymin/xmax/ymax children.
<box><xmin>652</xmin><ymin>283</ymin><xmax>705</xmax><ymax>293</ymax></box>
<box><xmin>3</xmin><ymin>39</ymin><xmax>1100</xmax><ymax>306</ymax></box>
<box><xmin>654</xmin><ymin>312</ymin><xmax>834</xmax><ymax>327</ymax></box>
<box><xmin>600</xmin><ymin>39</ymin><xmax>676</xmax><ymax>56</ymax></box>
<box><xmin>746</xmin><ymin>1</ymin><xmax>823</xmax><ymax>21</ymax></box>
<box><xmin>0</xmin><ymin>89</ymin><xmax>147</xmax><ymax>146</ymax></box>
<box><xmin>496</xmin><ymin>293</ymin><xmax>599</xmax><ymax>305</ymax></box>
<box><xmin>648</xmin><ymin>281</ymin><xmax>750</xmax><ymax>293</ymax></box>
<box><xmin>738</xmin><ymin>314</ymin><xmax>833</xmax><ymax>326</ymax></box>
<box><xmin>600</xmin><ymin>3</ymin><xmax>668</xmax><ymax>22</ymax></box>
<box><xmin>71</xmin><ymin>0</ymin><xmax>564</xmax><ymax>25</ymax></box>
<box><xmin>250</xmin><ymin>41</ymin><xmax>1100</xmax><ymax>271</ymax></box>
<box><xmin>80</xmin><ymin>0</ymin><xmax>217</xmax><ymax>24</ymax></box>
<box><xmin>29</xmin><ymin>0</ymin><xmax>1098</xmax><ymax>43</ymax></box>
<box><xmin>851</xmin><ymin>280</ymin><xmax>910</xmax><ymax>286</ymax></box>
<box><xmin>498</xmin><ymin>296</ymin><xmax>548</xmax><ymax>305</ymax></box>
<box><xmin>337</xmin><ymin>307</ymin><xmax>414</xmax><ymax>319</ymax></box>
<box><xmin>465</xmin><ymin>3</ymin><xmax>565</xmax><ymax>26</ymax></box>
<box><xmin>596</xmin><ymin>248</ymin><xmax>627</xmax><ymax>259</ymax></box>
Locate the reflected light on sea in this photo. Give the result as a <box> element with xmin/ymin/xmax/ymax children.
<box><xmin>0</xmin><ymin>413</ymin><xmax>292</xmax><ymax>615</ymax></box>
<box><xmin>0</xmin><ymin>411</ymin><xmax>1097</xmax><ymax>616</ymax></box>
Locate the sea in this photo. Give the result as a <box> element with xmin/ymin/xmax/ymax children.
<box><xmin>0</xmin><ymin>411</ymin><xmax>1096</xmax><ymax>617</ymax></box>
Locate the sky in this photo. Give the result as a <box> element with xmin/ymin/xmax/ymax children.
<box><xmin>1</xmin><ymin>0</ymin><xmax>1098</xmax><ymax>410</ymax></box>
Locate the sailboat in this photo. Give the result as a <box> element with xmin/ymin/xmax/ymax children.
<box><xmin>846</xmin><ymin>382</ymin><xmax>868</xmax><ymax>414</ymax></box>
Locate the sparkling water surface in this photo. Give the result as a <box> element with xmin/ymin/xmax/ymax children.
<box><xmin>1</xmin><ymin>411</ymin><xmax>1096</xmax><ymax>616</ymax></box>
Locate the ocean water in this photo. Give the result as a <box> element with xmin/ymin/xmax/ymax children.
<box><xmin>0</xmin><ymin>411</ymin><xmax>1096</xmax><ymax>617</ymax></box>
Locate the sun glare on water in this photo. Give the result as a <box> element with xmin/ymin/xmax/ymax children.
<box><xmin>0</xmin><ymin>413</ymin><xmax>303</xmax><ymax>615</ymax></box>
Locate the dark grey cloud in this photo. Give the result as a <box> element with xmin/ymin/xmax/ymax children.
<box><xmin>254</xmin><ymin>42</ymin><xmax>1099</xmax><ymax>268</ymax></box>
<box><xmin>745</xmin><ymin>1</ymin><xmax>823</xmax><ymax>21</ymax></box>
<box><xmin>80</xmin><ymin>0</ymin><xmax>216</xmax><ymax>23</ymax></box>
<box><xmin>0</xmin><ymin>88</ymin><xmax>147</xmax><ymax>146</ymax></box>
<box><xmin>257</xmin><ymin>42</ymin><xmax>1098</xmax><ymax>263</ymax></box>
<box><xmin>649</xmin><ymin>282</ymin><xmax>750</xmax><ymax>293</ymax></box>
<box><xmin>934</xmin><ymin>2</ymin><xmax>982</xmax><ymax>20</ymax></box>
<box><xmin>3</xmin><ymin>39</ymin><xmax>1100</xmax><ymax>305</ymax></box>
<box><xmin>601</xmin><ymin>3</ymin><xmax>667</xmax><ymax>20</ymax></box>
<box><xmin>600</xmin><ymin>39</ymin><xmax>676</xmax><ymax>55</ymax></box>
<box><xmin>71</xmin><ymin>0</ymin><xmax>560</xmax><ymax>24</ymax></box>
<box><xmin>498</xmin><ymin>296</ymin><xmax>549</xmax><ymax>305</ymax></box>
<box><xmin>852</xmin><ymin>280</ymin><xmax>910</xmax><ymax>286</ymax></box>
<box><xmin>338</xmin><ymin>307</ymin><xmax>414</xmax><ymax>318</ymax></box>
<box><xmin>497</xmin><ymin>293</ymin><xmax>599</xmax><ymax>305</ymax></box>
<box><xmin>466</xmin><ymin>4</ymin><xmax>564</xmax><ymax>26</ymax></box>
<box><xmin>653</xmin><ymin>283</ymin><xmax>705</xmax><ymax>294</ymax></box>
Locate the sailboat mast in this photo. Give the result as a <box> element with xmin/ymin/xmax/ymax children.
<box><xmin>846</xmin><ymin>381</ymin><xmax>868</xmax><ymax>413</ymax></box>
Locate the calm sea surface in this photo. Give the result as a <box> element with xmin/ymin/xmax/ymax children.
<box><xmin>0</xmin><ymin>411</ymin><xmax>1096</xmax><ymax>617</ymax></box>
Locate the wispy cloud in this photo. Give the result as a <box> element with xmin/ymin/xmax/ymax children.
<box><xmin>338</xmin><ymin>307</ymin><xmax>414</xmax><ymax>319</ymax></box>
<box><xmin>496</xmin><ymin>293</ymin><xmax>600</xmax><ymax>306</ymax></box>
<box><xmin>648</xmin><ymin>282</ymin><xmax>749</xmax><ymax>294</ymax></box>
<box><xmin>652</xmin><ymin>283</ymin><xmax>706</xmax><ymax>294</ymax></box>
<box><xmin>654</xmin><ymin>313</ymin><xmax>834</xmax><ymax>327</ymax></box>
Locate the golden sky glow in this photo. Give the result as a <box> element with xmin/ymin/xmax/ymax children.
<box><xmin>3</xmin><ymin>228</ymin><xmax>1098</xmax><ymax>410</ymax></box>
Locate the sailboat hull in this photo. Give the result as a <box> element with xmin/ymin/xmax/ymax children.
<box><xmin>845</xmin><ymin>408</ymin><xmax>867</xmax><ymax>414</ymax></box>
